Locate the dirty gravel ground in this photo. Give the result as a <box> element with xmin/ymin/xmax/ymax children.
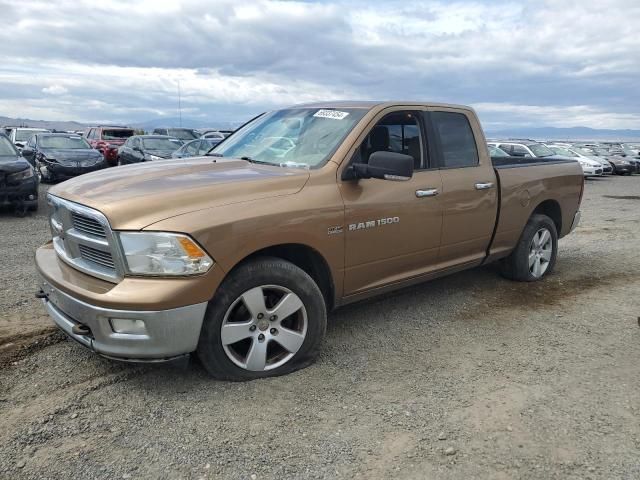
<box><xmin>0</xmin><ymin>177</ymin><xmax>639</xmax><ymax>479</ymax></box>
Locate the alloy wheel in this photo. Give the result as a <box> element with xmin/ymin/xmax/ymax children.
<box><xmin>529</xmin><ymin>228</ymin><xmax>553</xmax><ymax>278</ymax></box>
<box><xmin>221</xmin><ymin>285</ymin><xmax>308</xmax><ymax>371</ymax></box>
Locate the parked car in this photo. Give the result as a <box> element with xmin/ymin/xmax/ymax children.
<box><xmin>21</xmin><ymin>133</ymin><xmax>107</xmax><ymax>183</ymax></box>
<box><xmin>7</xmin><ymin>127</ymin><xmax>49</xmax><ymax>150</ymax></box>
<box><xmin>607</xmin><ymin>156</ymin><xmax>637</xmax><ymax>175</ymax></box>
<box><xmin>152</xmin><ymin>128</ymin><xmax>199</xmax><ymax>141</ymax></box>
<box><xmin>545</xmin><ymin>145</ymin><xmax>604</xmax><ymax>177</ymax></box>
<box><xmin>85</xmin><ymin>126</ymin><xmax>135</xmax><ymax>167</ymax></box>
<box><xmin>36</xmin><ymin>100</ymin><xmax>584</xmax><ymax>380</ymax></box>
<box><xmin>489</xmin><ymin>141</ymin><xmax>558</xmax><ymax>159</ymax></box>
<box><xmin>569</xmin><ymin>146</ymin><xmax>614</xmax><ymax>174</ymax></box>
<box><xmin>0</xmin><ymin>133</ymin><xmax>38</xmax><ymax>213</ymax></box>
<box><xmin>117</xmin><ymin>135</ymin><xmax>183</xmax><ymax>165</ymax></box>
<box><xmin>172</xmin><ymin>138</ymin><xmax>221</xmax><ymax>158</ymax></box>
<box><xmin>488</xmin><ymin>145</ymin><xmax>509</xmax><ymax>157</ymax></box>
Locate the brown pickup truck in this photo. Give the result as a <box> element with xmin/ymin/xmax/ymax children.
<box><xmin>36</xmin><ymin>101</ymin><xmax>583</xmax><ymax>380</ymax></box>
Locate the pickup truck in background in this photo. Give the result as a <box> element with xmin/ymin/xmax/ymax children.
<box><xmin>35</xmin><ymin>101</ymin><xmax>584</xmax><ymax>381</ymax></box>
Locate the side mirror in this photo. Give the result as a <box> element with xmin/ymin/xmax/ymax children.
<box><xmin>351</xmin><ymin>151</ymin><xmax>414</xmax><ymax>181</ymax></box>
<box><xmin>133</xmin><ymin>146</ymin><xmax>143</xmax><ymax>153</ymax></box>
<box><xmin>21</xmin><ymin>147</ymin><xmax>34</xmax><ymax>157</ymax></box>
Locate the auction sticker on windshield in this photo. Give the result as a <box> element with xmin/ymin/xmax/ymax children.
<box><xmin>313</xmin><ymin>109</ymin><xmax>350</xmax><ymax>120</ymax></box>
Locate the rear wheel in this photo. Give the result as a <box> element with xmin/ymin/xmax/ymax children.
<box><xmin>197</xmin><ymin>257</ymin><xmax>327</xmax><ymax>381</ymax></box>
<box><xmin>501</xmin><ymin>214</ymin><xmax>558</xmax><ymax>282</ymax></box>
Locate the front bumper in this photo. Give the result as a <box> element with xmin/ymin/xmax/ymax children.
<box><xmin>581</xmin><ymin>166</ymin><xmax>602</xmax><ymax>176</ymax></box>
<box><xmin>39</xmin><ymin>278</ymin><xmax>208</xmax><ymax>361</ymax></box>
<box><xmin>44</xmin><ymin>161</ymin><xmax>108</xmax><ymax>180</ymax></box>
<box><xmin>0</xmin><ymin>176</ymin><xmax>38</xmax><ymax>208</ymax></box>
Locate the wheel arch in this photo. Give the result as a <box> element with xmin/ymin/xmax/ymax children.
<box><xmin>531</xmin><ymin>199</ymin><xmax>562</xmax><ymax>234</ymax></box>
<box><xmin>229</xmin><ymin>243</ymin><xmax>336</xmax><ymax>312</ymax></box>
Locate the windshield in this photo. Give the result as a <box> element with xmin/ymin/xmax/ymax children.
<box><xmin>212</xmin><ymin>108</ymin><xmax>367</xmax><ymax>168</ymax></box>
<box><xmin>0</xmin><ymin>136</ymin><xmax>18</xmax><ymax>156</ymax></box>
<box><xmin>103</xmin><ymin>129</ymin><xmax>134</xmax><ymax>140</ymax></box>
<box><xmin>142</xmin><ymin>138</ymin><xmax>183</xmax><ymax>150</ymax></box>
<box><xmin>529</xmin><ymin>144</ymin><xmax>555</xmax><ymax>157</ymax></box>
<box><xmin>40</xmin><ymin>136</ymin><xmax>91</xmax><ymax>149</ymax></box>
<box><xmin>16</xmin><ymin>129</ymin><xmax>46</xmax><ymax>142</ymax></box>
<box><xmin>488</xmin><ymin>145</ymin><xmax>508</xmax><ymax>157</ymax></box>
<box><xmin>167</xmin><ymin>129</ymin><xmax>198</xmax><ymax>141</ymax></box>
<box><xmin>549</xmin><ymin>146</ymin><xmax>578</xmax><ymax>157</ymax></box>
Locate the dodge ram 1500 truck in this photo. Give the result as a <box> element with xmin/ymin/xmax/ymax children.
<box><xmin>35</xmin><ymin>101</ymin><xmax>584</xmax><ymax>380</ymax></box>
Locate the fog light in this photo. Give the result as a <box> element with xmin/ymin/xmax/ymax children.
<box><xmin>110</xmin><ymin>318</ymin><xmax>147</xmax><ymax>335</ymax></box>
<box><xmin>28</xmin><ymin>194</ymin><xmax>35</xmax><ymax>200</ymax></box>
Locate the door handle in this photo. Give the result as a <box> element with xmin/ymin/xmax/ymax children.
<box><xmin>416</xmin><ymin>188</ymin><xmax>439</xmax><ymax>198</ymax></box>
<box><xmin>475</xmin><ymin>182</ymin><xmax>494</xmax><ymax>190</ymax></box>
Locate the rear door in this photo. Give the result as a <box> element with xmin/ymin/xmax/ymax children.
<box><xmin>340</xmin><ymin>108</ymin><xmax>443</xmax><ymax>295</ymax></box>
<box><xmin>426</xmin><ymin>109</ymin><xmax>498</xmax><ymax>267</ymax></box>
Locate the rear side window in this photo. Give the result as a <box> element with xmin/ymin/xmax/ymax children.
<box><xmin>431</xmin><ymin>112</ymin><xmax>479</xmax><ymax>168</ymax></box>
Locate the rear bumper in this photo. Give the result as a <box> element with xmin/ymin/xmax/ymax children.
<box><xmin>569</xmin><ymin>210</ymin><xmax>581</xmax><ymax>233</ymax></box>
<box><xmin>39</xmin><ymin>277</ymin><xmax>208</xmax><ymax>361</ymax></box>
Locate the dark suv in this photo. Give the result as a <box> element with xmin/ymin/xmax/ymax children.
<box><xmin>85</xmin><ymin>126</ymin><xmax>135</xmax><ymax>166</ymax></box>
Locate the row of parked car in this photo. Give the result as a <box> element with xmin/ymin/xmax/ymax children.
<box><xmin>0</xmin><ymin>125</ymin><xmax>234</xmax><ymax>214</ymax></box>
<box><xmin>487</xmin><ymin>139</ymin><xmax>640</xmax><ymax>177</ymax></box>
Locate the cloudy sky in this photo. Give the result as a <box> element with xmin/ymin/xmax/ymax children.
<box><xmin>0</xmin><ymin>0</ymin><xmax>639</xmax><ymax>129</ymax></box>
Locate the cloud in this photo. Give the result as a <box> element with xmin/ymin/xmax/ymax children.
<box><xmin>0</xmin><ymin>0</ymin><xmax>638</xmax><ymax>129</ymax></box>
<box><xmin>42</xmin><ymin>84</ymin><xmax>68</xmax><ymax>95</ymax></box>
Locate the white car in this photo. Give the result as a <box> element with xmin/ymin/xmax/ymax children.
<box><xmin>546</xmin><ymin>145</ymin><xmax>604</xmax><ymax>177</ymax></box>
<box><xmin>7</xmin><ymin>127</ymin><xmax>50</xmax><ymax>150</ymax></box>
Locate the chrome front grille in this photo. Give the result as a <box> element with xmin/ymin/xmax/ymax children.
<box><xmin>72</xmin><ymin>212</ymin><xmax>106</xmax><ymax>238</ymax></box>
<box><xmin>48</xmin><ymin>195</ymin><xmax>123</xmax><ymax>283</ymax></box>
<box><xmin>78</xmin><ymin>244</ymin><xmax>116</xmax><ymax>269</ymax></box>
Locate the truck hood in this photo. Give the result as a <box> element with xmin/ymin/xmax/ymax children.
<box><xmin>49</xmin><ymin>157</ymin><xmax>310</xmax><ymax>230</ymax></box>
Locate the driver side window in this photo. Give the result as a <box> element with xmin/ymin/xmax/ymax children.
<box><xmin>355</xmin><ymin>111</ymin><xmax>425</xmax><ymax>170</ymax></box>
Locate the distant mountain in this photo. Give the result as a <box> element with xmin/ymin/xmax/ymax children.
<box><xmin>0</xmin><ymin>115</ymin><xmax>88</xmax><ymax>132</ymax></box>
<box><xmin>485</xmin><ymin>126</ymin><xmax>640</xmax><ymax>142</ymax></box>
<box><xmin>129</xmin><ymin>117</ymin><xmax>242</xmax><ymax>131</ymax></box>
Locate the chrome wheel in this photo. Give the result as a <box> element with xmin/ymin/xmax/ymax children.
<box><xmin>221</xmin><ymin>285</ymin><xmax>307</xmax><ymax>371</ymax></box>
<box><xmin>529</xmin><ymin>228</ymin><xmax>553</xmax><ymax>278</ymax></box>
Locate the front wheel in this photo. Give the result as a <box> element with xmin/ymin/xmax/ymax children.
<box><xmin>501</xmin><ymin>214</ymin><xmax>558</xmax><ymax>282</ymax></box>
<box><xmin>197</xmin><ymin>257</ymin><xmax>327</xmax><ymax>381</ymax></box>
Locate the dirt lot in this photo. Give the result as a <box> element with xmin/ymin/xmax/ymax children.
<box><xmin>1</xmin><ymin>177</ymin><xmax>639</xmax><ymax>479</ymax></box>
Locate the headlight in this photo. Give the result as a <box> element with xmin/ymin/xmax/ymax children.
<box><xmin>578</xmin><ymin>161</ymin><xmax>590</xmax><ymax>167</ymax></box>
<box><xmin>7</xmin><ymin>166</ymin><xmax>35</xmax><ymax>182</ymax></box>
<box><xmin>147</xmin><ymin>154</ymin><xmax>163</xmax><ymax>161</ymax></box>
<box><xmin>117</xmin><ymin>232</ymin><xmax>213</xmax><ymax>276</ymax></box>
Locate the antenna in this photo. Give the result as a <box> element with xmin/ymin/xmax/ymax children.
<box><xmin>177</xmin><ymin>80</ymin><xmax>182</xmax><ymax>127</ymax></box>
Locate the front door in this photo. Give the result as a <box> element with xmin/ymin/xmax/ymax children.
<box><xmin>340</xmin><ymin>109</ymin><xmax>443</xmax><ymax>296</ymax></box>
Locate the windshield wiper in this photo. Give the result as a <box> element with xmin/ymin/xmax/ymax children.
<box><xmin>240</xmin><ymin>156</ymin><xmax>274</xmax><ymax>166</ymax></box>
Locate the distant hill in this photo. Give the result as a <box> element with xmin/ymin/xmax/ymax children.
<box><xmin>0</xmin><ymin>115</ymin><xmax>88</xmax><ymax>132</ymax></box>
<box><xmin>0</xmin><ymin>115</ymin><xmax>243</xmax><ymax>133</ymax></box>
<box><xmin>486</xmin><ymin>126</ymin><xmax>640</xmax><ymax>142</ymax></box>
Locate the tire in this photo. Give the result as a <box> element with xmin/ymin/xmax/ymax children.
<box><xmin>501</xmin><ymin>214</ymin><xmax>558</xmax><ymax>282</ymax></box>
<box><xmin>196</xmin><ymin>257</ymin><xmax>327</xmax><ymax>381</ymax></box>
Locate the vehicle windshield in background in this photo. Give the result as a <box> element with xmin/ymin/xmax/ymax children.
<box><xmin>40</xmin><ymin>136</ymin><xmax>91</xmax><ymax>149</ymax></box>
<box><xmin>489</xmin><ymin>145</ymin><xmax>508</xmax><ymax>157</ymax></box>
<box><xmin>529</xmin><ymin>144</ymin><xmax>555</xmax><ymax>157</ymax></box>
<box><xmin>550</xmin><ymin>147</ymin><xmax>578</xmax><ymax>157</ymax></box>
<box><xmin>103</xmin><ymin>129</ymin><xmax>134</xmax><ymax>140</ymax></box>
<box><xmin>212</xmin><ymin>108</ymin><xmax>367</xmax><ymax>168</ymax></box>
<box><xmin>143</xmin><ymin>138</ymin><xmax>183</xmax><ymax>150</ymax></box>
<box><xmin>15</xmin><ymin>130</ymin><xmax>46</xmax><ymax>142</ymax></box>
<box><xmin>167</xmin><ymin>129</ymin><xmax>198</xmax><ymax>141</ymax></box>
<box><xmin>0</xmin><ymin>136</ymin><xmax>19</xmax><ymax>157</ymax></box>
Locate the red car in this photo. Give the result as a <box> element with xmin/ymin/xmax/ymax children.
<box><xmin>85</xmin><ymin>126</ymin><xmax>135</xmax><ymax>166</ymax></box>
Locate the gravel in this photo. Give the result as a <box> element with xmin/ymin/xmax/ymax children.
<box><xmin>0</xmin><ymin>176</ymin><xmax>639</xmax><ymax>479</ymax></box>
